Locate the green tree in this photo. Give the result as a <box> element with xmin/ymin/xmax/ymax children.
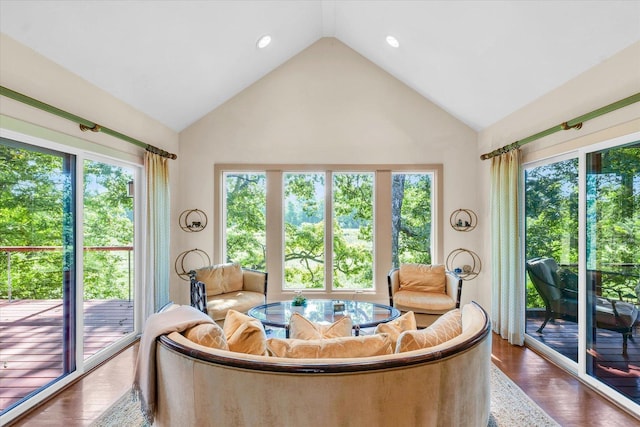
<box><xmin>83</xmin><ymin>160</ymin><xmax>134</xmax><ymax>299</ymax></box>
<box><xmin>225</xmin><ymin>173</ymin><xmax>267</xmax><ymax>270</ymax></box>
<box><xmin>0</xmin><ymin>142</ymin><xmax>134</xmax><ymax>300</ymax></box>
<box><xmin>525</xmin><ymin>158</ymin><xmax>579</xmax><ymax>308</ymax></box>
<box><xmin>0</xmin><ymin>143</ymin><xmax>67</xmax><ymax>298</ymax></box>
<box><xmin>392</xmin><ymin>173</ymin><xmax>432</xmax><ymax>267</ymax></box>
<box><xmin>225</xmin><ymin>171</ymin><xmax>434</xmax><ymax>290</ymax></box>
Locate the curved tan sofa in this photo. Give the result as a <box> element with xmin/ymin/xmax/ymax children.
<box><xmin>155</xmin><ymin>302</ymin><xmax>491</xmax><ymax>427</ymax></box>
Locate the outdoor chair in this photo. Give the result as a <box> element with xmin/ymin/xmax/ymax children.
<box><xmin>526</xmin><ymin>257</ymin><xmax>638</xmax><ymax>354</ymax></box>
<box><xmin>189</xmin><ymin>262</ymin><xmax>267</xmax><ymax>326</ymax></box>
<box><xmin>388</xmin><ymin>263</ymin><xmax>462</xmax><ymax>328</ymax></box>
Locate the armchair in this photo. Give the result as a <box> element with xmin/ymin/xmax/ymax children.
<box><xmin>189</xmin><ymin>262</ymin><xmax>267</xmax><ymax>326</ymax></box>
<box><xmin>526</xmin><ymin>257</ymin><xmax>638</xmax><ymax>354</ymax></box>
<box><xmin>388</xmin><ymin>264</ymin><xmax>463</xmax><ymax>328</ymax></box>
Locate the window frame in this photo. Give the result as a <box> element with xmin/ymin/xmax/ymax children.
<box><xmin>214</xmin><ymin>163</ymin><xmax>443</xmax><ymax>301</ymax></box>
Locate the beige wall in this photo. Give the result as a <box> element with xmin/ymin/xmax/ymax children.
<box><xmin>476</xmin><ymin>41</ymin><xmax>640</xmax><ymax>312</ymax></box>
<box><xmin>0</xmin><ymin>33</ymin><xmax>182</xmax><ymax>302</ymax></box>
<box><xmin>178</xmin><ymin>38</ymin><xmax>480</xmax><ymax>304</ymax></box>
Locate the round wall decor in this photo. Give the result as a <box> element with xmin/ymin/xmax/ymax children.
<box><xmin>446</xmin><ymin>248</ymin><xmax>481</xmax><ymax>281</ymax></box>
<box><xmin>179</xmin><ymin>209</ymin><xmax>208</xmax><ymax>232</ymax></box>
<box><xmin>450</xmin><ymin>208</ymin><xmax>477</xmax><ymax>232</ymax></box>
<box><xmin>174</xmin><ymin>248</ymin><xmax>211</xmax><ymax>281</ymax></box>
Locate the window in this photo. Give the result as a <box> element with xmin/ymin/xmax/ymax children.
<box><xmin>216</xmin><ymin>164</ymin><xmax>441</xmax><ymax>295</ymax></box>
<box><xmin>223</xmin><ymin>172</ymin><xmax>266</xmax><ymax>270</ymax></box>
<box><xmin>392</xmin><ymin>172</ymin><xmax>434</xmax><ymax>267</ymax></box>
<box><xmin>284</xmin><ymin>172</ymin><xmax>326</xmax><ymax>289</ymax></box>
<box><xmin>332</xmin><ymin>172</ymin><xmax>374</xmax><ymax>289</ymax></box>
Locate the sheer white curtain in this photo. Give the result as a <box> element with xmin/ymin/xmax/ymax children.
<box><xmin>144</xmin><ymin>152</ymin><xmax>170</xmax><ymax>319</ymax></box>
<box><xmin>490</xmin><ymin>149</ymin><xmax>524</xmax><ymax>345</ymax></box>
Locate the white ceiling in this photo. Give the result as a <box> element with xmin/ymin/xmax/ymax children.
<box><xmin>1</xmin><ymin>1</ymin><xmax>639</xmax><ymax>132</ymax></box>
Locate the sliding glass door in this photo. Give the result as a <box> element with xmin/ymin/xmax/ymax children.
<box><xmin>0</xmin><ymin>136</ymin><xmax>140</xmax><ymax>417</ymax></box>
<box><xmin>524</xmin><ymin>156</ymin><xmax>579</xmax><ymax>362</ymax></box>
<box><xmin>0</xmin><ymin>138</ymin><xmax>76</xmax><ymax>411</ymax></box>
<box><xmin>585</xmin><ymin>140</ymin><xmax>640</xmax><ymax>403</ymax></box>
<box><xmin>524</xmin><ymin>133</ymin><xmax>640</xmax><ymax>411</ymax></box>
<box><xmin>82</xmin><ymin>159</ymin><xmax>136</xmax><ymax>360</ymax></box>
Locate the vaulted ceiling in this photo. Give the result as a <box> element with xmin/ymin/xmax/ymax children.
<box><xmin>1</xmin><ymin>1</ymin><xmax>639</xmax><ymax>132</ymax></box>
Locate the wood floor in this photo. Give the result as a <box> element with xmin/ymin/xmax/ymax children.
<box><xmin>5</xmin><ymin>334</ymin><xmax>639</xmax><ymax>426</ymax></box>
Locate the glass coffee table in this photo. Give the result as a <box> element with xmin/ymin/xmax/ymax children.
<box><xmin>248</xmin><ymin>299</ymin><xmax>400</xmax><ymax>337</ymax></box>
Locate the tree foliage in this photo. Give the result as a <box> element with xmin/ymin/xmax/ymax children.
<box><xmin>525</xmin><ymin>143</ymin><xmax>640</xmax><ymax>308</ymax></box>
<box><xmin>225</xmin><ymin>173</ymin><xmax>267</xmax><ymax>270</ymax></box>
<box><xmin>225</xmin><ymin>170</ymin><xmax>433</xmax><ymax>290</ymax></box>
<box><xmin>1</xmin><ymin>142</ymin><xmax>134</xmax><ymax>300</ymax></box>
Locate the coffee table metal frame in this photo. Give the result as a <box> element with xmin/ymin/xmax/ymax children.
<box><xmin>248</xmin><ymin>299</ymin><xmax>400</xmax><ymax>338</ymax></box>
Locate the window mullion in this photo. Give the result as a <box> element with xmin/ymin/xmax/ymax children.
<box><xmin>326</xmin><ymin>171</ymin><xmax>333</xmax><ymax>291</ymax></box>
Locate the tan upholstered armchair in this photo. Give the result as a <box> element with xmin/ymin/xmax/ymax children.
<box><xmin>189</xmin><ymin>262</ymin><xmax>268</xmax><ymax>325</ymax></box>
<box><xmin>388</xmin><ymin>264</ymin><xmax>463</xmax><ymax>327</ymax></box>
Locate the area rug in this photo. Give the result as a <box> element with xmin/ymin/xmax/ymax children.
<box><xmin>91</xmin><ymin>364</ymin><xmax>559</xmax><ymax>426</ymax></box>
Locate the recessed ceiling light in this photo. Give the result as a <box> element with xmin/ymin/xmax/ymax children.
<box><xmin>386</xmin><ymin>35</ymin><xmax>399</xmax><ymax>48</ymax></box>
<box><xmin>257</xmin><ymin>35</ymin><xmax>272</xmax><ymax>49</ymax></box>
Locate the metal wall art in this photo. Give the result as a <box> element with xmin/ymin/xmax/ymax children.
<box><xmin>179</xmin><ymin>208</ymin><xmax>208</xmax><ymax>232</ymax></box>
<box><xmin>174</xmin><ymin>248</ymin><xmax>211</xmax><ymax>281</ymax></box>
<box><xmin>450</xmin><ymin>208</ymin><xmax>477</xmax><ymax>232</ymax></box>
<box><xmin>446</xmin><ymin>248</ymin><xmax>481</xmax><ymax>281</ymax></box>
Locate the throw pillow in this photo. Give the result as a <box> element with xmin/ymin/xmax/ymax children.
<box><xmin>183</xmin><ymin>323</ymin><xmax>229</xmax><ymax>351</ymax></box>
<box><xmin>399</xmin><ymin>264</ymin><xmax>446</xmax><ymax>293</ymax></box>
<box><xmin>195</xmin><ymin>262</ymin><xmax>244</xmax><ymax>296</ymax></box>
<box><xmin>374</xmin><ymin>311</ymin><xmax>417</xmax><ymax>343</ymax></box>
<box><xmin>267</xmin><ymin>334</ymin><xmax>393</xmax><ymax>359</ymax></box>
<box><xmin>396</xmin><ymin>308</ymin><xmax>462</xmax><ymax>353</ymax></box>
<box><xmin>289</xmin><ymin>312</ymin><xmax>353</xmax><ymax>340</ymax></box>
<box><xmin>223</xmin><ymin>309</ymin><xmax>267</xmax><ymax>355</ymax></box>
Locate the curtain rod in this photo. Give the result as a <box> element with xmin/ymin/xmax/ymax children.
<box><xmin>0</xmin><ymin>85</ymin><xmax>177</xmax><ymax>160</ymax></box>
<box><xmin>480</xmin><ymin>92</ymin><xmax>640</xmax><ymax>160</ymax></box>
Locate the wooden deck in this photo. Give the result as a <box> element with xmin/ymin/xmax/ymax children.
<box><xmin>526</xmin><ymin>315</ymin><xmax>640</xmax><ymax>404</ymax></box>
<box><xmin>0</xmin><ymin>299</ymin><xmax>134</xmax><ymax>411</ymax></box>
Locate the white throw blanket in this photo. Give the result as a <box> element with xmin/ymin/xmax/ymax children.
<box><xmin>132</xmin><ymin>305</ymin><xmax>213</xmax><ymax>425</ymax></box>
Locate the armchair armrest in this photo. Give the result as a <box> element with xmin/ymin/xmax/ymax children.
<box><xmin>387</xmin><ymin>268</ymin><xmax>400</xmax><ymax>307</ymax></box>
<box><xmin>445</xmin><ymin>271</ymin><xmax>463</xmax><ymax>308</ymax></box>
<box><xmin>242</xmin><ymin>268</ymin><xmax>268</xmax><ymax>295</ymax></box>
<box><xmin>189</xmin><ymin>276</ymin><xmax>207</xmax><ymax>315</ymax></box>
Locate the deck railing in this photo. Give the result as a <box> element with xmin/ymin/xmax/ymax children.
<box><xmin>1</xmin><ymin>246</ymin><xmax>134</xmax><ymax>302</ymax></box>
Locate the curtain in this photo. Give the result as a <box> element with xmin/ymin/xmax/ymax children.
<box><xmin>144</xmin><ymin>152</ymin><xmax>170</xmax><ymax>319</ymax></box>
<box><xmin>490</xmin><ymin>149</ymin><xmax>524</xmax><ymax>345</ymax></box>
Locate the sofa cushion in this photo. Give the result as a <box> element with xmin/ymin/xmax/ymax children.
<box><xmin>396</xmin><ymin>308</ymin><xmax>462</xmax><ymax>353</ymax></box>
<box><xmin>399</xmin><ymin>264</ymin><xmax>446</xmax><ymax>293</ymax></box>
<box><xmin>267</xmin><ymin>334</ymin><xmax>393</xmax><ymax>358</ymax></box>
<box><xmin>393</xmin><ymin>289</ymin><xmax>456</xmax><ymax>314</ymax></box>
<box><xmin>206</xmin><ymin>290</ymin><xmax>265</xmax><ymax>322</ymax></box>
<box><xmin>595</xmin><ymin>298</ymin><xmax>639</xmax><ymax>328</ymax></box>
<box><xmin>289</xmin><ymin>312</ymin><xmax>353</xmax><ymax>340</ymax></box>
<box><xmin>195</xmin><ymin>262</ymin><xmax>243</xmax><ymax>296</ymax></box>
<box><xmin>374</xmin><ymin>311</ymin><xmax>417</xmax><ymax>342</ymax></box>
<box><xmin>223</xmin><ymin>309</ymin><xmax>267</xmax><ymax>355</ymax></box>
<box><xmin>183</xmin><ymin>323</ymin><xmax>229</xmax><ymax>350</ymax></box>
